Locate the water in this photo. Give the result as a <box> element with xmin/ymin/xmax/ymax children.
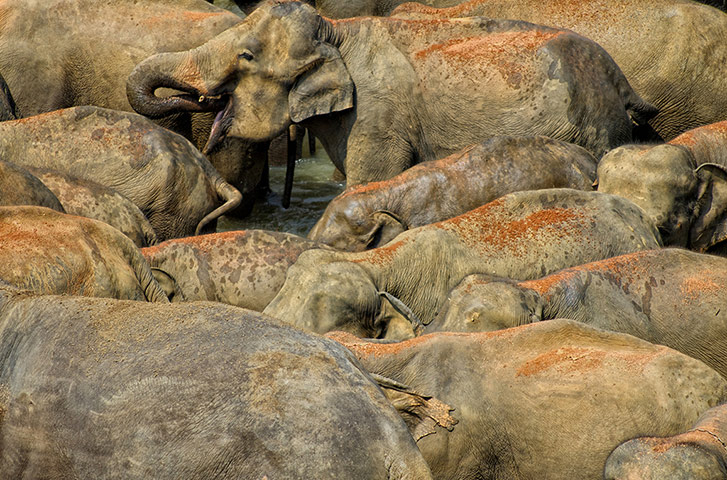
<box><xmin>218</xmin><ymin>140</ymin><xmax>344</xmax><ymax>236</ymax></box>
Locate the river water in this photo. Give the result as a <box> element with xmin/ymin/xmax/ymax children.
<box><xmin>218</xmin><ymin>140</ymin><xmax>344</xmax><ymax>236</ymax></box>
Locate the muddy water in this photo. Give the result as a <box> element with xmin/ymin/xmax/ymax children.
<box><xmin>218</xmin><ymin>141</ymin><xmax>344</xmax><ymax>237</ymax></box>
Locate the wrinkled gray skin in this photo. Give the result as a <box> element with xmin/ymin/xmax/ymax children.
<box><xmin>309</xmin><ymin>136</ymin><xmax>597</xmax><ymax>251</ymax></box>
<box><xmin>0</xmin><ymin>0</ymin><xmax>272</xmax><ymax>217</ymax></box>
<box><xmin>28</xmin><ymin>168</ymin><xmax>158</xmax><ymax>248</ymax></box>
<box><xmin>0</xmin><ymin>284</ymin><xmax>433</xmax><ymax>479</ymax></box>
<box><xmin>329</xmin><ymin>320</ymin><xmax>727</xmax><ymax>479</ymax></box>
<box><xmin>315</xmin><ymin>0</ymin><xmax>461</xmax><ymax>17</ymax></box>
<box><xmin>0</xmin><ymin>207</ymin><xmax>167</xmax><ymax>302</ymax></box>
<box><xmin>0</xmin><ymin>73</ymin><xmax>17</xmax><ymax>121</ymax></box>
<box><xmin>127</xmin><ymin>1</ymin><xmax>655</xmax><ymax>189</ymax></box>
<box><xmin>598</xmin><ymin>128</ymin><xmax>727</xmax><ymax>253</ymax></box>
<box><xmin>263</xmin><ymin>189</ymin><xmax>662</xmax><ymax>338</ymax></box>
<box><xmin>0</xmin><ymin>106</ymin><xmax>241</xmax><ymax>240</ymax></box>
<box><xmin>0</xmin><ymin>161</ymin><xmax>65</xmax><ymax>212</ymax></box>
<box><xmin>432</xmin><ymin>248</ymin><xmax>727</xmax><ymax>379</ymax></box>
<box><xmin>605</xmin><ymin>403</ymin><xmax>727</xmax><ymax>480</ymax></box>
<box><xmin>142</xmin><ymin>230</ymin><xmax>329</xmax><ymax>309</ymax></box>
<box><xmin>392</xmin><ymin>0</ymin><xmax>727</xmax><ymax>141</ymax></box>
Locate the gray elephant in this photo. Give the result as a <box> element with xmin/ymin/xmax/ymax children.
<box><xmin>605</xmin><ymin>403</ymin><xmax>727</xmax><ymax>479</ymax></box>
<box><xmin>0</xmin><ymin>161</ymin><xmax>65</xmax><ymax>212</ymax></box>
<box><xmin>0</xmin><ymin>0</ymin><xmax>277</xmax><ymax>216</ymax></box>
<box><xmin>392</xmin><ymin>0</ymin><xmax>727</xmax><ymax>141</ymax></box>
<box><xmin>329</xmin><ymin>319</ymin><xmax>727</xmax><ymax>479</ymax></box>
<box><xmin>0</xmin><ymin>283</ymin><xmax>433</xmax><ymax>479</ymax></box>
<box><xmin>127</xmin><ymin>1</ymin><xmax>655</xmax><ymax>189</ymax></box>
<box><xmin>431</xmin><ymin>248</ymin><xmax>727</xmax><ymax>379</ymax></box>
<box><xmin>315</xmin><ymin>0</ymin><xmax>462</xmax><ymax>17</ymax></box>
<box><xmin>142</xmin><ymin>230</ymin><xmax>328</xmax><ymax>309</ymax></box>
<box><xmin>0</xmin><ymin>106</ymin><xmax>241</xmax><ymax>240</ymax></box>
<box><xmin>308</xmin><ymin>136</ymin><xmax>597</xmax><ymax>251</ymax></box>
<box><xmin>263</xmin><ymin>189</ymin><xmax>661</xmax><ymax>338</ymax></box>
<box><xmin>0</xmin><ymin>206</ymin><xmax>167</xmax><ymax>302</ymax></box>
<box><xmin>597</xmin><ymin>122</ymin><xmax>727</xmax><ymax>253</ymax></box>
<box><xmin>28</xmin><ymin>168</ymin><xmax>158</xmax><ymax>248</ymax></box>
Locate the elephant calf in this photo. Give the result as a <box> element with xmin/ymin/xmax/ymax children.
<box><xmin>605</xmin><ymin>403</ymin><xmax>727</xmax><ymax>479</ymax></box>
<box><xmin>308</xmin><ymin>135</ymin><xmax>597</xmax><ymax>251</ymax></box>
<box><xmin>0</xmin><ymin>160</ymin><xmax>64</xmax><ymax>212</ymax></box>
<box><xmin>264</xmin><ymin>188</ymin><xmax>661</xmax><ymax>338</ymax></box>
<box><xmin>598</xmin><ymin>121</ymin><xmax>727</xmax><ymax>253</ymax></box>
<box><xmin>0</xmin><ymin>206</ymin><xmax>167</xmax><ymax>302</ymax></box>
<box><xmin>0</xmin><ymin>106</ymin><xmax>241</xmax><ymax>240</ymax></box>
<box><xmin>329</xmin><ymin>320</ymin><xmax>727</xmax><ymax>479</ymax></box>
<box><xmin>432</xmin><ymin>248</ymin><xmax>727</xmax><ymax>379</ymax></box>
<box><xmin>0</xmin><ymin>283</ymin><xmax>432</xmax><ymax>479</ymax></box>
<box><xmin>29</xmin><ymin>167</ymin><xmax>158</xmax><ymax>248</ymax></box>
<box><xmin>142</xmin><ymin>230</ymin><xmax>328</xmax><ymax>310</ymax></box>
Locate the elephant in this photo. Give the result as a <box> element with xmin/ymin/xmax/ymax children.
<box><xmin>391</xmin><ymin>0</ymin><xmax>727</xmax><ymax>141</ymax></box>
<box><xmin>142</xmin><ymin>229</ymin><xmax>329</xmax><ymax>309</ymax></box>
<box><xmin>0</xmin><ymin>283</ymin><xmax>433</xmax><ymax>479</ymax></box>
<box><xmin>0</xmin><ymin>161</ymin><xmax>65</xmax><ymax>213</ymax></box>
<box><xmin>605</xmin><ymin>403</ymin><xmax>727</xmax><ymax>479</ymax></box>
<box><xmin>328</xmin><ymin>319</ymin><xmax>727</xmax><ymax>479</ymax></box>
<box><xmin>0</xmin><ymin>0</ymin><xmax>275</xmax><ymax>217</ymax></box>
<box><xmin>127</xmin><ymin>1</ymin><xmax>656</xmax><ymax>190</ymax></box>
<box><xmin>597</xmin><ymin>122</ymin><xmax>727</xmax><ymax>253</ymax></box>
<box><xmin>314</xmin><ymin>0</ymin><xmax>462</xmax><ymax>17</ymax></box>
<box><xmin>28</xmin><ymin>168</ymin><xmax>158</xmax><ymax>248</ymax></box>
<box><xmin>0</xmin><ymin>206</ymin><xmax>167</xmax><ymax>302</ymax></box>
<box><xmin>308</xmin><ymin>136</ymin><xmax>597</xmax><ymax>251</ymax></box>
<box><xmin>0</xmin><ymin>106</ymin><xmax>241</xmax><ymax>240</ymax></box>
<box><xmin>430</xmin><ymin>248</ymin><xmax>727</xmax><ymax>379</ymax></box>
<box><xmin>263</xmin><ymin>188</ymin><xmax>662</xmax><ymax>338</ymax></box>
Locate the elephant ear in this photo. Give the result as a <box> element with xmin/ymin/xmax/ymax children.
<box><xmin>368</xmin><ymin>373</ymin><xmax>458</xmax><ymax>441</ymax></box>
<box><xmin>690</xmin><ymin>163</ymin><xmax>727</xmax><ymax>252</ymax></box>
<box><xmin>289</xmin><ymin>42</ymin><xmax>354</xmax><ymax>123</ymax></box>
<box><xmin>364</xmin><ymin>210</ymin><xmax>407</xmax><ymax>249</ymax></box>
<box><xmin>150</xmin><ymin>267</ymin><xmax>185</xmax><ymax>302</ymax></box>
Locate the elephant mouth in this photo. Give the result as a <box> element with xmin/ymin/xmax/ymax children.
<box><xmin>202</xmin><ymin>96</ymin><xmax>235</xmax><ymax>155</ymax></box>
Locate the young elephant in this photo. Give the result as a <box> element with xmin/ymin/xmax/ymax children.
<box><xmin>432</xmin><ymin>248</ymin><xmax>727</xmax><ymax>378</ymax></box>
<box><xmin>0</xmin><ymin>161</ymin><xmax>64</xmax><ymax>212</ymax></box>
<box><xmin>0</xmin><ymin>206</ymin><xmax>167</xmax><ymax>302</ymax></box>
<box><xmin>128</xmin><ymin>1</ymin><xmax>655</xmax><ymax>189</ymax></box>
<box><xmin>308</xmin><ymin>135</ymin><xmax>597</xmax><ymax>251</ymax></box>
<box><xmin>263</xmin><ymin>189</ymin><xmax>662</xmax><ymax>338</ymax></box>
<box><xmin>597</xmin><ymin>122</ymin><xmax>727</xmax><ymax>253</ymax></box>
<box><xmin>29</xmin><ymin>168</ymin><xmax>158</xmax><ymax>248</ymax></box>
<box><xmin>142</xmin><ymin>230</ymin><xmax>328</xmax><ymax>310</ymax></box>
<box><xmin>328</xmin><ymin>320</ymin><xmax>727</xmax><ymax>479</ymax></box>
<box><xmin>605</xmin><ymin>403</ymin><xmax>727</xmax><ymax>479</ymax></box>
<box><xmin>0</xmin><ymin>106</ymin><xmax>241</xmax><ymax>240</ymax></box>
<box><xmin>0</xmin><ymin>283</ymin><xmax>433</xmax><ymax>479</ymax></box>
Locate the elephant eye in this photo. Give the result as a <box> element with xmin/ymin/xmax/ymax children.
<box><xmin>238</xmin><ymin>51</ymin><xmax>254</xmax><ymax>61</ymax></box>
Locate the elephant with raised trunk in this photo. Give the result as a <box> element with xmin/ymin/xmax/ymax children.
<box><xmin>308</xmin><ymin>136</ymin><xmax>597</xmax><ymax>251</ymax></box>
<box><xmin>392</xmin><ymin>0</ymin><xmax>727</xmax><ymax>141</ymax></box>
<box><xmin>431</xmin><ymin>248</ymin><xmax>727</xmax><ymax>379</ymax></box>
<box><xmin>127</xmin><ymin>0</ymin><xmax>655</xmax><ymax>188</ymax></box>
<box><xmin>0</xmin><ymin>207</ymin><xmax>167</xmax><ymax>302</ymax></box>
<box><xmin>263</xmin><ymin>189</ymin><xmax>661</xmax><ymax>338</ymax></box>
<box><xmin>0</xmin><ymin>106</ymin><xmax>241</xmax><ymax>241</ymax></box>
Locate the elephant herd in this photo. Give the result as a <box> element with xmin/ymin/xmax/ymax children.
<box><xmin>2</xmin><ymin>0</ymin><xmax>727</xmax><ymax>478</ymax></box>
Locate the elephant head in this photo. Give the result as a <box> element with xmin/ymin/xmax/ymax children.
<box><xmin>308</xmin><ymin>202</ymin><xmax>407</xmax><ymax>251</ymax></box>
<box><xmin>127</xmin><ymin>1</ymin><xmax>354</xmax><ymax>153</ymax></box>
<box><xmin>429</xmin><ymin>275</ymin><xmax>543</xmax><ymax>333</ymax></box>
<box><xmin>598</xmin><ymin>144</ymin><xmax>727</xmax><ymax>253</ymax></box>
<box><xmin>263</xmin><ymin>250</ymin><xmax>421</xmax><ymax>339</ymax></box>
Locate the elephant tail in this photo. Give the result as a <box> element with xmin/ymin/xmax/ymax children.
<box><xmin>133</xmin><ymin>254</ymin><xmax>170</xmax><ymax>303</ymax></box>
<box><xmin>194</xmin><ymin>178</ymin><xmax>242</xmax><ymax>236</ymax></box>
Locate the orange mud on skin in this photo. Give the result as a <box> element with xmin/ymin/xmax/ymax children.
<box><xmin>670</xmin><ymin>121</ymin><xmax>727</xmax><ymax>148</ymax></box>
<box><xmin>143</xmin><ymin>230</ymin><xmax>251</xmax><ymax>257</ymax></box>
<box><xmin>351</xmin><ymin>237</ymin><xmax>410</xmax><ymax>267</ymax></box>
<box><xmin>680</xmin><ymin>275</ymin><xmax>723</xmax><ymax>301</ymax></box>
<box><xmin>516</xmin><ymin>346</ymin><xmax>656</xmax><ymax>377</ymax></box>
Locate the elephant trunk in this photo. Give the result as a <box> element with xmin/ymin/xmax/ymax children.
<box><xmin>126</xmin><ymin>52</ymin><xmax>215</xmax><ymax>119</ymax></box>
<box><xmin>194</xmin><ymin>178</ymin><xmax>242</xmax><ymax>235</ymax></box>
